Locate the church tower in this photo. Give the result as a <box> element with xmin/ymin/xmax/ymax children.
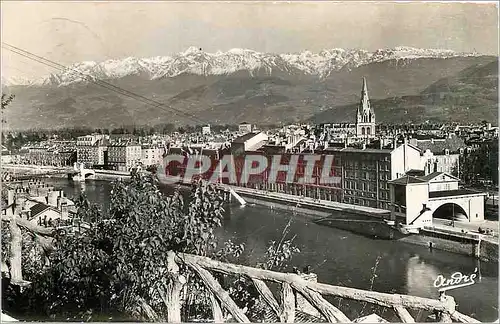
<box><xmin>355</xmin><ymin>77</ymin><xmax>376</xmax><ymax>138</ymax></box>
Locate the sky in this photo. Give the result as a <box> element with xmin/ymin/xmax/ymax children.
<box><xmin>1</xmin><ymin>1</ymin><xmax>498</xmax><ymax>80</ymax></box>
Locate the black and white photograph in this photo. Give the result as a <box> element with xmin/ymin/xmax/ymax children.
<box><xmin>0</xmin><ymin>1</ymin><xmax>498</xmax><ymax>323</ymax></box>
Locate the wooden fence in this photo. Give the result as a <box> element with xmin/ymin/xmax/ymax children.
<box><xmin>0</xmin><ymin>213</ymin><xmax>482</xmax><ymax>323</ymax></box>
<box><xmin>164</xmin><ymin>251</ymin><xmax>480</xmax><ymax>323</ymax></box>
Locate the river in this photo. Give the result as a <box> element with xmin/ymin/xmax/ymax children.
<box><xmin>48</xmin><ymin>178</ymin><xmax>498</xmax><ymax>322</ymax></box>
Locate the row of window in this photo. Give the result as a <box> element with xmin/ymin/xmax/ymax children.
<box><xmin>344</xmin><ymin>161</ymin><xmax>390</xmax><ymax>171</ymax></box>
<box><xmin>344</xmin><ymin>171</ymin><xmax>390</xmax><ymax>181</ymax></box>
<box><xmin>344</xmin><ymin>180</ymin><xmax>390</xmax><ymax>190</ymax></box>
<box><xmin>344</xmin><ymin>188</ymin><xmax>391</xmax><ymax>199</ymax></box>
<box><xmin>343</xmin><ymin>197</ymin><xmax>391</xmax><ymax>209</ymax></box>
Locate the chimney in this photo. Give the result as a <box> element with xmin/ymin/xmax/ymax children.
<box><xmin>48</xmin><ymin>191</ymin><xmax>58</xmax><ymax>207</ymax></box>
<box><xmin>15</xmin><ymin>198</ymin><xmax>26</xmax><ymax>216</ymax></box>
<box><xmin>21</xmin><ymin>203</ymin><xmax>31</xmax><ymax>220</ymax></box>
<box><xmin>61</xmin><ymin>198</ymin><xmax>69</xmax><ymax>220</ymax></box>
<box><xmin>7</xmin><ymin>189</ymin><xmax>15</xmax><ymax>206</ymax></box>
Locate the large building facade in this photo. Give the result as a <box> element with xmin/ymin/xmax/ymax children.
<box><xmin>171</xmin><ymin>142</ymin><xmax>421</xmax><ymax>211</ymax></box>
<box><xmin>76</xmin><ymin>134</ymin><xmax>108</xmax><ymax>167</ymax></box>
<box><xmin>107</xmin><ymin>143</ymin><xmax>142</xmax><ymax>171</ymax></box>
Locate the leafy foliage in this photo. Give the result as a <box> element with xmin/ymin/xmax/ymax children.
<box><xmin>458</xmin><ymin>140</ymin><xmax>498</xmax><ymax>186</ymax></box>
<box><xmin>1</xmin><ymin>94</ymin><xmax>15</xmax><ymax>125</ymax></box>
<box><xmin>6</xmin><ymin>175</ymin><xmax>300</xmax><ymax>321</ymax></box>
<box><xmin>14</xmin><ymin>175</ymin><xmax>226</xmax><ymax>320</ymax></box>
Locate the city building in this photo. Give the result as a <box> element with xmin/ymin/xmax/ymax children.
<box><xmin>238</xmin><ymin>122</ymin><xmax>253</xmax><ymax>134</ymax></box>
<box><xmin>313</xmin><ymin>78</ymin><xmax>376</xmax><ymax>141</ymax></box>
<box><xmin>76</xmin><ymin>134</ymin><xmax>109</xmax><ymax>167</ymax></box>
<box><xmin>410</xmin><ymin>134</ymin><xmax>466</xmax><ymax>175</ymax></box>
<box><xmin>20</xmin><ymin>145</ymin><xmax>76</xmax><ymax>166</ymax></box>
<box><xmin>107</xmin><ymin>143</ymin><xmax>142</xmax><ymax>171</ymax></box>
<box><xmin>141</xmin><ymin>145</ymin><xmax>166</xmax><ymax>167</ymax></box>
<box><xmin>202</xmin><ymin>125</ymin><xmax>211</xmax><ymax>135</ymax></box>
<box><xmin>321</xmin><ymin>141</ymin><xmax>422</xmax><ymax>209</ymax></box>
<box><xmin>389</xmin><ymin>172</ymin><xmax>486</xmax><ymax>226</ymax></box>
<box><xmin>230</xmin><ymin>132</ymin><xmax>268</xmax><ymax>156</ymax></box>
<box><xmin>174</xmin><ymin>141</ymin><xmax>421</xmax><ymax>211</ymax></box>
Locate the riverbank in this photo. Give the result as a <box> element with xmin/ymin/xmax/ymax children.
<box><xmin>4</xmin><ymin>166</ymin><xmax>497</xmax><ymax>262</ymax></box>
<box><xmin>227</xmin><ymin>185</ymin><xmax>498</xmax><ymax>262</ymax></box>
<box><xmin>32</xmin><ymin>177</ymin><xmax>499</xmax><ymax>322</ymax></box>
<box><xmin>93</xmin><ymin>170</ymin><xmax>131</xmax><ymax>180</ymax></box>
<box><xmin>1</xmin><ymin>164</ymin><xmax>69</xmax><ymax>172</ymax></box>
<box><xmin>1</xmin><ymin>164</ymin><xmax>132</xmax><ymax>180</ymax></box>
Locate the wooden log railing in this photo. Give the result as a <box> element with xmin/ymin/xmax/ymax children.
<box><xmin>166</xmin><ymin>251</ymin><xmax>481</xmax><ymax>323</ymax></box>
<box><xmin>0</xmin><ymin>215</ymin><xmax>483</xmax><ymax>324</ymax></box>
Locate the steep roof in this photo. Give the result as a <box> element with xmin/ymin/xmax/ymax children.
<box><xmin>429</xmin><ymin>189</ymin><xmax>485</xmax><ymax>198</ymax></box>
<box><xmin>419</xmin><ymin>171</ymin><xmax>460</xmax><ymax>182</ymax></box>
<box><xmin>388</xmin><ymin>176</ymin><xmax>428</xmax><ymax>185</ymax></box>
<box><xmin>415</xmin><ymin>135</ymin><xmax>466</xmax><ymax>154</ymax></box>
<box><xmin>232</xmin><ymin>132</ymin><xmax>262</xmax><ymax>144</ymax></box>
<box><xmin>30</xmin><ymin>202</ymin><xmax>53</xmax><ymax>218</ymax></box>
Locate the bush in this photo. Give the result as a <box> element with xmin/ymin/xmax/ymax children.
<box><xmin>4</xmin><ymin>175</ymin><xmax>300</xmax><ymax>321</ymax></box>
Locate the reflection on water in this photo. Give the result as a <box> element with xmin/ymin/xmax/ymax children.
<box><xmin>406</xmin><ymin>255</ymin><xmax>441</xmax><ymax>297</ymax></box>
<box><xmin>49</xmin><ymin>179</ymin><xmax>498</xmax><ymax>322</ymax></box>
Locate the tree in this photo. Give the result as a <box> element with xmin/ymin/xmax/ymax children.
<box><xmin>1</xmin><ymin>94</ymin><xmax>15</xmax><ymax>125</ymax></box>
<box><xmin>5</xmin><ymin>175</ymin><xmax>299</xmax><ymax>321</ymax></box>
<box><xmin>459</xmin><ymin>140</ymin><xmax>498</xmax><ymax>186</ymax></box>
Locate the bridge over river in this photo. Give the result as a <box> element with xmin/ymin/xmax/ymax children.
<box><xmin>1</xmin><ymin>163</ymin><xmax>95</xmax><ymax>181</ymax></box>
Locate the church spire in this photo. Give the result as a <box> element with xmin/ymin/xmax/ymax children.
<box><xmin>360</xmin><ymin>77</ymin><xmax>370</xmax><ymax>113</ymax></box>
<box><xmin>355</xmin><ymin>77</ymin><xmax>376</xmax><ymax>137</ymax></box>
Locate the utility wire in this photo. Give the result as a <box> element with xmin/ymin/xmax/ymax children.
<box><xmin>3</xmin><ymin>42</ymin><xmax>493</xmax><ymax>124</ymax></box>
<box><xmin>2</xmin><ymin>42</ymin><xmax>206</xmax><ymax>124</ymax></box>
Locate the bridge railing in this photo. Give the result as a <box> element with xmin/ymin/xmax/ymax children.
<box><xmin>162</xmin><ymin>251</ymin><xmax>480</xmax><ymax>323</ymax></box>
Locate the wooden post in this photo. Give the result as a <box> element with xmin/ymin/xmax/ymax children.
<box><xmin>280</xmin><ymin>282</ymin><xmax>295</xmax><ymax>323</ymax></box>
<box><xmin>9</xmin><ymin>219</ymin><xmax>23</xmax><ymax>283</ymax></box>
<box><xmin>209</xmin><ymin>291</ymin><xmax>224</xmax><ymax>323</ymax></box>
<box><xmin>394</xmin><ymin>306</ymin><xmax>415</xmax><ymax>323</ymax></box>
<box><xmin>474</xmin><ymin>238</ymin><xmax>481</xmax><ymax>258</ymax></box>
<box><xmin>185</xmin><ymin>260</ymin><xmax>249</xmax><ymax>322</ymax></box>
<box><xmin>164</xmin><ymin>251</ymin><xmax>186</xmax><ymax>323</ymax></box>
<box><xmin>296</xmin><ymin>273</ymin><xmax>322</xmax><ymax>318</ymax></box>
<box><xmin>251</xmin><ymin>278</ymin><xmax>281</xmax><ymax>319</ymax></box>
<box><xmin>437</xmin><ymin>292</ymin><xmax>455</xmax><ymax>323</ymax></box>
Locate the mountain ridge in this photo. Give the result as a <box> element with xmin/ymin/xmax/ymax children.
<box><xmin>2</xmin><ymin>46</ymin><xmax>482</xmax><ymax>87</ymax></box>
<box><xmin>2</xmin><ymin>53</ymin><xmax>497</xmax><ymax>130</ymax></box>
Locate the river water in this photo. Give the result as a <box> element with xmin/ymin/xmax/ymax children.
<box><xmin>48</xmin><ymin>178</ymin><xmax>498</xmax><ymax>322</ymax></box>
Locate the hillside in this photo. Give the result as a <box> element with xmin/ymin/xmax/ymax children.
<box><xmin>312</xmin><ymin>59</ymin><xmax>498</xmax><ymax>124</ymax></box>
<box><xmin>1</xmin><ymin>48</ymin><xmax>497</xmax><ymax>130</ymax></box>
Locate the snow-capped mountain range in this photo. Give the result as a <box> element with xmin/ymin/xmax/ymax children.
<box><xmin>2</xmin><ymin>46</ymin><xmax>479</xmax><ymax>87</ymax></box>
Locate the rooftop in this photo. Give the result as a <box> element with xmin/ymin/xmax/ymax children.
<box><xmin>324</xmin><ymin>147</ymin><xmax>393</xmax><ymax>154</ymax></box>
<box><xmin>232</xmin><ymin>132</ymin><xmax>263</xmax><ymax>144</ymax></box>
<box><xmin>429</xmin><ymin>189</ymin><xmax>486</xmax><ymax>198</ymax></box>
<box><xmin>29</xmin><ymin>202</ymin><xmax>54</xmax><ymax>218</ymax></box>
<box><xmin>389</xmin><ymin>176</ymin><xmax>428</xmax><ymax>185</ymax></box>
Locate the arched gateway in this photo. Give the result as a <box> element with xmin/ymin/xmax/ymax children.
<box><xmin>389</xmin><ymin>172</ymin><xmax>487</xmax><ymax>226</ymax></box>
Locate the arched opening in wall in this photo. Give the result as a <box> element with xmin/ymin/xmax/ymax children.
<box><xmin>367</xmin><ymin>128</ymin><xmax>371</xmax><ymax>135</ymax></box>
<box><xmin>432</xmin><ymin>203</ymin><xmax>468</xmax><ymax>221</ymax></box>
<box><xmin>362</xmin><ymin>128</ymin><xmax>365</xmax><ymax>135</ymax></box>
